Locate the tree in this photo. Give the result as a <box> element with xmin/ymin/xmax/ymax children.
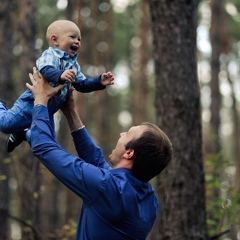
<box><xmin>227</xmin><ymin>64</ymin><xmax>240</xmax><ymax>238</ymax></box>
<box><xmin>148</xmin><ymin>0</ymin><xmax>208</xmax><ymax>238</ymax></box>
<box><xmin>209</xmin><ymin>0</ymin><xmax>227</xmax><ymax>153</ymax></box>
<box><xmin>12</xmin><ymin>1</ymin><xmax>41</xmax><ymax>239</ymax></box>
<box><xmin>130</xmin><ymin>0</ymin><xmax>151</xmax><ymax>125</ymax></box>
<box><xmin>0</xmin><ymin>1</ymin><xmax>16</xmax><ymax>238</ymax></box>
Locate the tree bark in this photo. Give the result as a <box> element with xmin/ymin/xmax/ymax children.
<box><xmin>18</xmin><ymin>0</ymin><xmax>37</xmax><ymax>89</ymax></box>
<box><xmin>0</xmin><ymin>1</ymin><xmax>16</xmax><ymax>239</ymax></box>
<box><xmin>148</xmin><ymin>0</ymin><xmax>208</xmax><ymax>239</ymax></box>
<box><xmin>16</xmin><ymin>0</ymin><xmax>41</xmax><ymax>239</ymax></box>
<box><xmin>131</xmin><ymin>0</ymin><xmax>150</xmax><ymax>125</ymax></box>
<box><xmin>226</xmin><ymin>59</ymin><xmax>240</xmax><ymax>240</ymax></box>
<box><xmin>209</xmin><ymin>0</ymin><xmax>226</xmax><ymax>154</ymax></box>
<box><xmin>208</xmin><ymin>0</ymin><xmax>228</xmax><ymax>233</ymax></box>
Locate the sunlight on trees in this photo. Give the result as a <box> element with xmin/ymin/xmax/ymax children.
<box><xmin>112</xmin><ymin>61</ymin><xmax>130</xmax><ymax>91</ymax></box>
<box><xmin>110</xmin><ymin>0</ymin><xmax>137</xmax><ymax>13</ymax></box>
<box><xmin>226</xmin><ymin>2</ymin><xmax>240</xmax><ymax>20</ymax></box>
<box><xmin>118</xmin><ymin>110</ymin><xmax>132</xmax><ymax>128</ymax></box>
<box><xmin>56</xmin><ymin>0</ymin><xmax>68</xmax><ymax>10</ymax></box>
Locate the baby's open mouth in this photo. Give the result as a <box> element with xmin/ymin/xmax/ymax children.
<box><xmin>70</xmin><ymin>46</ymin><xmax>78</xmax><ymax>51</ymax></box>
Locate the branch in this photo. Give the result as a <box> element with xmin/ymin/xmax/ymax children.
<box><xmin>210</xmin><ymin>229</ymin><xmax>231</xmax><ymax>240</ymax></box>
<box><xmin>7</xmin><ymin>214</ymin><xmax>41</xmax><ymax>240</ymax></box>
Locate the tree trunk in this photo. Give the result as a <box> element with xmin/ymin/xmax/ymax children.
<box><xmin>148</xmin><ymin>0</ymin><xmax>208</xmax><ymax>239</ymax></box>
<box><xmin>209</xmin><ymin>0</ymin><xmax>225</xmax><ymax>154</ymax></box>
<box><xmin>0</xmin><ymin>1</ymin><xmax>16</xmax><ymax>239</ymax></box>
<box><xmin>39</xmin><ymin>170</ymin><xmax>63</xmax><ymax>238</ymax></box>
<box><xmin>16</xmin><ymin>0</ymin><xmax>41</xmax><ymax>239</ymax></box>
<box><xmin>18</xmin><ymin>0</ymin><xmax>37</xmax><ymax>89</ymax></box>
<box><xmin>87</xmin><ymin>0</ymin><xmax>114</xmax><ymax>156</ymax></box>
<box><xmin>208</xmin><ymin>0</ymin><xmax>228</xmax><ymax>233</ymax></box>
<box><xmin>131</xmin><ymin>0</ymin><xmax>150</xmax><ymax>125</ymax></box>
<box><xmin>226</xmin><ymin>59</ymin><xmax>240</xmax><ymax>240</ymax></box>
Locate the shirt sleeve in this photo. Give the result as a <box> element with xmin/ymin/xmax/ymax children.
<box><xmin>36</xmin><ymin>49</ymin><xmax>63</xmax><ymax>84</ymax></box>
<box><xmin>72</xmin><ymin>128</ymin><xmax>111</xmax><ymax>170</ymax></box>
<box><xmin>37</xmin><ymin>49</ymin><xmax>58</xmax><ymax>70</ymax></box>
<box><xmin>72</xmin><ymin>75</ymin><xmax>106</xmax><ymax>93</ymax></box>
<box><xmin>30</xmin><ymin>105</ymin><xmax>110</xmax><ymax>203</ymax></box>
<box><xmin>40</xmin><ymin>65</ymin><xmax>64</xmax><ymax>84</ymax></box>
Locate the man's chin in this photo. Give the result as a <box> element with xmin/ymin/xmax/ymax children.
<box><xmin>109</xmin><ymin>156</ymin><xmax>114</xmax><ymax>167</ymax></box>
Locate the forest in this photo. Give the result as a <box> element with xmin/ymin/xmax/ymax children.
<box><xmin>0</xmin><ymin>0</ymin><xmax>240</xmax><ymax>239</ymax></box>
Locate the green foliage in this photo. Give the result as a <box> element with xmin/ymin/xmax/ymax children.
<box><xmin>112</xmin><ymin>3</ymin><xmax>141</xmax><ymax>66</ymax></box>
<box><xmin>51</xmin><ymin>219</ymin><xmax>77</xmax><ymax>240</ymax></box>
<box><xmin>226</xmin><ymin>0</ymin><xmax>240</xmax><ymax>41</ymax></box>
<box><xmin>205</xmin><ymin>153</ymin><xmax>240</xmax><ymax>236</ymax></box>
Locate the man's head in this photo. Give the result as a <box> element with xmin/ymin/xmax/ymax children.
<box><xmin>109</xmin><ymin>122</ymin><xmax>172</xmax><ymax>182</ymax></box>
<box><xmin>46</xmin><ymin>20</ymin><xmax>81</xmax><ymax>57</ymax></box>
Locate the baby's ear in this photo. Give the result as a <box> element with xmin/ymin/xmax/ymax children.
<box><xmin>50</xmin><ymin>35</ymin><xmax>58</xmax><ymax>46</ymax></box>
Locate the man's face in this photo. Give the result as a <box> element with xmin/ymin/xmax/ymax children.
<box><xmin>109</xmin><ymin>125</ymin><xmax>147</xmax><ymax>167</ymax></box>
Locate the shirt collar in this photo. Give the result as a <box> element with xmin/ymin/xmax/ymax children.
<box><xmin>109</xmin><ymin>168</ymin><xmax>133</xmax><ymax>175</ymax></box>
<box><xmin>49</xmin><ymin>47</ymin><xmax>79</xmax><ymax>61</ymax></box>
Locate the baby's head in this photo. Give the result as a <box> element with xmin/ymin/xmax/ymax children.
<box><xmin>46</xmin><ymin>20</ymin><xmax>81</xmax><ymax>57</ymax></box>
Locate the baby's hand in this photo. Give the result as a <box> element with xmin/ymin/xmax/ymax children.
<box><xmin>60</xmin><ymin>69</ymin><xmax>76</xmax><ymax>83</ymax></box>
<box><xmin>101</xmin><ymin>72</ymin><xmax>114</xmax><ymax>86</ymax></box>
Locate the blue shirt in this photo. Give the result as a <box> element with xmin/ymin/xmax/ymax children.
<box><xmin>36</xmin><ymin>47</ymin><xmax>105</xmax><ymax>101</ymax></box>
<box><xmin>31</xmin><ymin>105</ymin><xmax>159</xmax><ymax>240</ymax></box>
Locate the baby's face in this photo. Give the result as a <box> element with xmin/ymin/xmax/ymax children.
<box><xmin>56</xmin><ymin>24</ymin><xmax>81</xmax><ymax>57</ymax></box>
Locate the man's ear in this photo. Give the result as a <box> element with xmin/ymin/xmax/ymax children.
<box><xmin>123</xmin><ymin>149</ymin><xmax>134</xmax><ymax>160</ymax></box>
<box><xmin>50</xmin><ymin>35</ymin><xmax>58</xmax><ymax>46</ymax></box>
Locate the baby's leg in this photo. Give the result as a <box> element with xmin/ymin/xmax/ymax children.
<box><xmin>0</xmin><ymin>91</ymin><xmax>34</xmax><ymax>134</ymax></box>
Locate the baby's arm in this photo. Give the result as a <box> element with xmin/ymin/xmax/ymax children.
<box><xmin>73</xmin><ymin>69</ymin><xmax>114</xmax><ymax>93</ymax></box>
<box><xmin>40</xmin><ymin>66</ymin><xmax>63</xmax><ymax>84</ymax></box>
<box><xmin>40</xmin><ymin>67</ymin><xmax>75</xmax><ymax>84</ymax></box>
<box><xmin>37</xmin><ymin>49</ymin><xmax>75</xmax><ymax>84</ymax></box>
<box><xmin>73</xmin><ymin>75</ymin><xmax>105</xmax><ymax>93</ymax></box>
<box><xmin>60</xmin><ymin>69</ymin><xmax>76</xmax><ymax>83</ymax></box>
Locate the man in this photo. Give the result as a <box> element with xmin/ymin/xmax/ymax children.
<box><xmin>27</xmin><ymin>67</ymin><xmax>173</xmax><ymax>239</ymax></box>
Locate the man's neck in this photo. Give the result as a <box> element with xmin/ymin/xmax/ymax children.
<box><xmin>114</xmin><ymin>160</ymin><xmax>133</xmax><ymax>170</ymax></box>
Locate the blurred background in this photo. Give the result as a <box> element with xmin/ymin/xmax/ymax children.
<box><xmin>0</xmin><ymin>0</ymin><xmax>240</xmax><ymax>239</ymax></box>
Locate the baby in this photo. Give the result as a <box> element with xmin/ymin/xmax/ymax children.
<box><xmin>0</xmin><ymin>20</ymin><xmax>114</xmax><ymax>152</ymax></box>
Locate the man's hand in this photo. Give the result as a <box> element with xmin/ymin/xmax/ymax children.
<box><xmin>101</xmin><ymin>71</ymin><xmax>114</xmax><ymax>86</ymax></box>
<box><xmin>26</xmin><ymin>67</ymin><xmax>67</xmax><ymax>107</ymax></box>
<box><xmin>60</xmin><ymin>69</ymin><xmax>76</xmax><ymax>83</ymax></box>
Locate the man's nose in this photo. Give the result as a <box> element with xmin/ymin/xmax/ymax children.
<box><xmin>120</xmin><ymin>132</ymin><xmax>126</xmax><ymax>137</ymax></box>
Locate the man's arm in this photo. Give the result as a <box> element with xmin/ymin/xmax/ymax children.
<box><xmin>61</xmin><ymin>88</ymin><xmax>84</xmax><ymax>131</ymax></box>
<box><xmin>61</xmin><ymin>89</ymin><xmax>111</xmax><ymax>169</ymax></box>
<box><xmin>28</xmin><ymin>68</ymin><xmax>110</xmax><ymax>169</ymax></box>
<box><xmin>31</xmin><ymin>105</ymin><xmax>109</xmax><ymax>202</ymax></box>
<box><xmin>27</xmin><ymin>67</ymin><xmax>110</xmax><ymax>202</ymax></box>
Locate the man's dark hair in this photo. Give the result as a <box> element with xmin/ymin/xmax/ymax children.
<box><xmin>125</xmin><ymin>122</ymin><xmax>173</xmax><ymax>182</ymax></box>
